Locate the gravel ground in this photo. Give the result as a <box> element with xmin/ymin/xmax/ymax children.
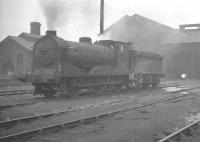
<box><xmin>1</xmin><ymin>79</ymin><xmax>199</xmax><ymax>121</ymax></box>
<box><xmin>0</xmin><ymin>79</ymin><xmax>197</xmax><ymax>117</ymax></box>
<box><xmin>0</xmin><ymin>94</ymin><xmax>43</xmax><ymax>114</ymax></box>
<box><xmin>0</xmin><ymin>85</ymin><xmax>33</xmax><ymax>92</ymax></box>
<box><xmin>19</xmin><ymin>89</ymin><xmax>200</xmax><ymax>142</ymax></box>
<box><xmin>0</xmin><ymin>81</ymin><xmax>31</xmax><ymax>88</ymax></box>
<box><xmin>0</xmin><ymin>85</ymin><xmax>36</xmax><ymax>110</ymax></box>
<box><xmin>1</xmin><ymin>80</ymin><xmax>200</xmax><ymax>141</ymax></box>
<box><xmin>0</xmin><ymin>88</ymin><xmax>162</xmax><ymax>120</ymax></box>
<box><xmin>0</xmin><ymin>89</ymin><xmax>166</xmax><ymax>137</ymax></box>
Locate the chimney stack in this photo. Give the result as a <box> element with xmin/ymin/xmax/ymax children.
<box><xmin>46</xmin><ymin>30</ymin><xmax>57</xmax><ymax>36</ymax></box>
<box><xmin>100</xmin><ymin>0</ymin><xmax>104</xmax><ymax>34</ymax></box>
<box><xmin>30</xmin><ymin>22</ymin><xmax>41</xmax><ymax>35</ymax></box>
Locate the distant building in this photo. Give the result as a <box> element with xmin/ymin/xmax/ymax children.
<box><xmin>164</xmin><ymin>24</ymin><xmax>200</xmax><ymax>79</ymax></box>
<box><xmin>0</xmin><ymin>22</ymin><xmax>41</xmax><ymax>79</ymax></box>
<box><xmin>98</xmin><ymin>14</ymin><xmax>175</xmax><ymax>53</ymax></box>
<box><xmin>98</xmin><ymin>14</ymin><xmax>200</xmax><ymax>79</ymax></box>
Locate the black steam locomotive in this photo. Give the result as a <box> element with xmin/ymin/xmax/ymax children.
<box><xmin>31</xmin><ymin>30</ymin><xmax>163</xmax><ymax>97</ymax></box>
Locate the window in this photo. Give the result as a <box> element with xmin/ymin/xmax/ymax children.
<box><xmin>17</xmin><ymin>54</ymin><xmax>24</xmax><ymax>65</ymax></box>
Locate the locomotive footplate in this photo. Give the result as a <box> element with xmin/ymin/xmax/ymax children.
<box><xmin>57</xmin><ymin>74</ymin><xmax>129</xmax><ymax>97</ymax></box>
<box><xmin>33</xmin><ymin>72</ymin><xmax>162</xmax><ymax>97</ymax></box>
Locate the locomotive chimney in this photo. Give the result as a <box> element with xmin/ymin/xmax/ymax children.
<box><xmin>46</xmin><ymin>30</ymin><xmax>57</xmax><ymax>36</ymax></box>
<box><xmin>30</xmin><ymin>22</ymin><xmax>41</xmax><ymax>35</ymax></box>
<box><xmin>100</xmin><ymin>0</ymin><xmax>104</xmax><ymax>34</ymax></box>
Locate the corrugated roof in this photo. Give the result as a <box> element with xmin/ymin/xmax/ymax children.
<box><xmin>98</xmin><ymin>14</ymin><xmax>175</xmax><ymax>47</ymax></box>
<box><xmin>101</xmin><ymin>14</ymin><xmax>174</xmax><ymax>38</ymax></box>
<box><xmin>97</xmin><ymin>13</ymin><xmax>175</xmax><ymax>54</ymax></box>
<box><xmin>102</xmin><ymin>15</ymin><xmax>131</xmax><ymax>34</ymax></box>
<box><xmin>101</xmin><ymin>14</ymin><xmax>200</xmax><ymax>44</ymax></box>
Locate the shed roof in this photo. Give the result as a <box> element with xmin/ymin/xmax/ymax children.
<box><xmin>103</xmin><ymin>14</ymin><xmax>173</xmax><ymax>34</ymax></box>
<box><xmin>99</xmin><ymin>14</ymin><xmax>174</xmax><ymax>41</ymax></box>
<box><xmin>8</xmin><ymin>36</ymin><xmax>36</xmax><ymax>50</ymax></box>
<box><xmin>19</xmin><ymin>32</ymin><xmax>41</xmax><ymax>41</ymax></box>
<box><xmin>1</xmin><ymin>33</ymin><xmax>41</xmax><ymax>51</ymax></box>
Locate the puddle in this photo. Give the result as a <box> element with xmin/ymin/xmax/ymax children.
<box><xmin>163</xmin><ymin>87</ymin><xmax>182</xmax><ymax>92</ymax></box>
<box><xmin>179</xmin><ymin>92</ymin><xmax>188</xmax><ymax>94</ymax></box>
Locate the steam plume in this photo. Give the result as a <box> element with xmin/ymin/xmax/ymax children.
<box><xmin>39</xmin><ymin>0</ymin><xmax>67</xmax><ymax>29</ymax></box>
<box><xmin>39</xmin><ymin>0</ymin><xmax>99</xmax><ymax>37</ymax></box>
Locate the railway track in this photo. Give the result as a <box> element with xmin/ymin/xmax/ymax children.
<box><xmin>0</xmin><ymin>89</ymin><xmax>39</xmax><ymax>110</ymax></box>
<box><xmin>0</xmin><ymin>80</ymin><xmax>198</xmax><ymax>97</ymax></box>
<box><xmin>0</xmin><ymin>85</ymin><xmax>200</xmax><ymax>142</ymax></box>
<box><xmin>159</xmin><ymin>81</ymin><xmax>200</xmax><ymax>88</ymax></box>
<box><xmin>158</xmin><ymin>119</ymin><xmax>200</xmax><ymax>142</ymax></box>
<box><xmin>1</xmin><ymin>85</ymin><xmax>199</xmax><ymax>127</ymax></box>
<box><xmin>0</xmin><ymin>89</ymin><xmax>33</xmax><ymax>96</ymax></box>
<box><xmin>0</xmin><ymin>80</ymin><xmax>193</xmax><ymax>112</ymax></box>
<box><xmin>0</xmin><ymin>80</ymin><xmax>197</xmax><ymax>109</ymax></box>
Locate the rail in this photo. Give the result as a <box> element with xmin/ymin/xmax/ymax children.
<box><xmin>0</xmin><ymin>86</ymin><xmax>199</xmax><ymax>142</ymax></box>
<box><xmin>0</xmin><ymin>89</ymin><xmax>33</xmax><ymax>96</ymax></box>
<box><xmin>158</xmin><ymin>119</ymin><xmax>200</xmax><ymax>142</ymax></box>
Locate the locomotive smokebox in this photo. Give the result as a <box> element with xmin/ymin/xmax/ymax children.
<box><xmin>46</xmin><ymin>30</ymin><xmax>57</xmax><ymax>36</ymax></box>
<box><xmin>79</xmin><ymin>37</ymin><xmax>92</xmax><ymax>44</ymax></box>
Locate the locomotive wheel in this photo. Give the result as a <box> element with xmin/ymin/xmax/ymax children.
<box><xmin>59</xmin><ymin>79</ymin><xmax>72</xmax><ymax>97</ymax></box>
<box><xmin>142</xmin><ymin>82</ymin><xmax>149</xmax><ymax>88</ymax></box>
<box><xmin>134</xmin><ymin>79</ymin><xmax>142</xmax><ymax>88</ymax></box>
<box><xmin>152</xmin><ymin>83</ymin><xmax>158</xmax><ymax>88</ymax></box>
<box><xmin>151</xmin><ymin>78</ymin><xmax>160</xmax><ymax>88</ymax></box>
<box><xmin>41</xmin><ymin>85</ymin><xmax>56</xmax><ymax>97</ymax></box>
<box><xmin>69</xmin><ymin>78</ymin><xmax>81</xmax><ymax>93</ymax></box>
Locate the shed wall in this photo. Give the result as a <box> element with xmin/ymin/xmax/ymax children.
<box><xmin>0</xmin><ymin>38</ymin><xmax>32</xmax><ymax>79</ymax></box>
<box><xmin>164</xmin><ymin>43</ymin><xmax>200</xmax><ymax>79</ymax></box>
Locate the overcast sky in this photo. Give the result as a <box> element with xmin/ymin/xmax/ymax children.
<box><xmin>1</xmin><ymin>0</ymin><xmax>200</xmax><ymax>41</ymax></box>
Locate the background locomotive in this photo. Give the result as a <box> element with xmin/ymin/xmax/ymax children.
<box><xmin>31</xmin><ymin>30</ymin><xmax>163</xmax><ymax>97</ymax></box>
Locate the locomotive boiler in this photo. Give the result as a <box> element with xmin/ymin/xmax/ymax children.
<box><xmin>31</xmin><ymin>30</ymin><xmax>163</xmax><ymax>97</ymax></box>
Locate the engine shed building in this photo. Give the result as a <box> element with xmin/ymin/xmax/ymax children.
<box><xmin>0</xmin><ymin>22</ymin><xmax>41</xmax><ymax>79</ymax></box>
<box><xmin>98</xmin><ymin>14</ymin><xmax>200</xmax><ymax>79</ymax></box>
<box><xmin>98</xmin><ymin>14</ymin><xmax>175</xmax><ymax>53</ymax></box>
<box><xmin>164</xmin><ymin>24</ymin><xmax>200</xmax><ymax>79</ymax></box>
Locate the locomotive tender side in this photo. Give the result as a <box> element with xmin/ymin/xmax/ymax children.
<box><xmin>32</xmin><ymin>31</ymin><xmax>163</xmax><ymax>97</ymax></box>
<box><xmin>129</xmin><ymin>51</ymin><xmax>163</xmax><ymax>87</ymax></box>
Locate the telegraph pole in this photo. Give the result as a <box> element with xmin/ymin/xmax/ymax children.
<box><xmin>100</xmin><ymin>0</ymin><xmax>104</xmax><ymax>34</ymax></box>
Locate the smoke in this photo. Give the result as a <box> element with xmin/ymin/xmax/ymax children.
<box><xmin>39</xmin><ymin>0</ymin><xmax>99</xmax><ymax>37</ymax></box>
<box><xmin>39</xmin><ymin>0</ymin><xmax>70</xmax><ymax>29</ymax></box>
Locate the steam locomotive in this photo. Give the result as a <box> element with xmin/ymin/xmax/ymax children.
<box><xmin>31</xmin><ymin>30</ymin><xmax>163</xmax><ymax>97</ymax></box>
